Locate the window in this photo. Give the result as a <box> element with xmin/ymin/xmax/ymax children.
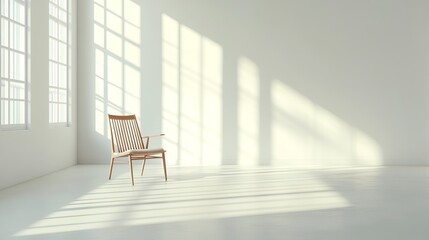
<box><xmin>0</xmin><ymin>0</ymin><xmax>28</xmax><ymax>129</ymax></box>
<box><xmin>49</xmin><ymin>0</ymin><xmax>69</xmax><ymax>125</ymax></box>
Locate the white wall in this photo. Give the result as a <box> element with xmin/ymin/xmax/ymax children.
<box><xmin>0</xmin><ymin>0</ymin><xmax>78</xmax><ymax>190</ymax></box>
<box><xmin>77</xmin><ymin>0</ymin><xmax>429</xmax><ymax>166</ymax></box>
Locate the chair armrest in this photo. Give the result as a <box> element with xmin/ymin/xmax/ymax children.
<box><xmin>142</xmin><ymin>133</ymin><xmax>165</xmax><ymax>139</ymax></box>
<box><xmin>142</xmin><ymin>134</ymin><xmax>164</xmax><ymax>149</ymax></box>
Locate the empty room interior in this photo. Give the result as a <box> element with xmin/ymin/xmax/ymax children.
<box><xmin>1</xmin><ymin>0</ymin><xmax>429</xmax><ymax>239</ymax></box>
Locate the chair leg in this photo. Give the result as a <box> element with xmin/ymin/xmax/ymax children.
<box><xmin>129</xmin><ymin>156</ymin><xmax>134</xmax><ymax>186</ymax></box>
<box><xmin>109</xmin><ymin>157</ymin><xmax>115</xmax><ymax>180</ymax></box>
<box><xmin>162</xmin><ymin>152</ymin><xmax>167</xmax><ymax>181</ymax></box>
<box><xmin>140</xmin><ymin>157</ymin><xmax>146</xmax><ymax>176</ymax></box>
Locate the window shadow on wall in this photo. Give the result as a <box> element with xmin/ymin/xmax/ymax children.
<box><xmin>162</xmin><ymin>14</ymin><xmax>223</xmax><ymax>166</ymax></box>
<box><xmin>161</xmin><ymin>14</ymin><xmax>383</xmax><ymax>167</ymax></box>
<box><xmin>93</xmin><ymin>0</ymin><xmax>142</xmax><ymax>137</ymax></box>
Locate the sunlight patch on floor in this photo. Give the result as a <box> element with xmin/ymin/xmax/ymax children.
<box><xmin>14</xmin><ymin>166</ymin><xmax>351</xmax><ymax>236</ymax></box>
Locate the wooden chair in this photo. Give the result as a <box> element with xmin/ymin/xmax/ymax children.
<box><xmin>108</xmin><ymin>114</ymin><xmax>167</xmax><ymax>185</ymax></box>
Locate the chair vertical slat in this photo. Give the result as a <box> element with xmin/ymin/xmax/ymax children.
<box><xmin>129</xmin><ymin>120</ymin><xmax>136</xmax><ymax>149</ymax></box>
<box><xmin>137</xmin><ymin>121</ymin><xmax>144</xmax><ymax>149</ymax></box>
<box><xmin>109</xmin><ymin>118</ymin><xmax>116</xmax><ymax>153</ymax></box>
<box><xmin>129</xmin><ymin>120</ymin><xmax>137</xmax><ymax>149</ymax></box>
<box><xmin>127</xmin><ymin>119</ymin><xmax>136</xmax><ymax>150</ymax></box>
<box><xmin>136</xmin><ymin>121</ymin><xmax>144</xmax><ymax>149</ymax></box>
<box><xmin>120</xmin><ymin>120</ymin><xmax>127</xmax><ymax>151</ymax></box>
<box><xmin>132</xmin><ymin>118</ymin><xmax>144</xmax><ymax>149</ymax></box>
<box><xmin>131</xmin><ymin>119</ymin><xmax>142</xmax><ymax>149</ymax></box>
<box><xmin>116</xmin><ymin>120</ymin><xmax>126</xmax><ymax>152</ymax></box>
<box><xmin>121</xmin><ymin>120</ymin><xmax>130</xmax><ymax>151</ymax></box>
<box><xmin>113</xmin><ymin>120</ymin><xmax>119</xmax><ymax>151</ymax></box>
<box><xmin>112</xmin><ymin>119</ymin><xmax>123</xmax><ymax>152</ymax></box>
<box><xmin>115</xmin><ymin>120</ymin><xmax>122</xmax><ymax>152</ymax></box>
<box><xmin>125</xmin><ymin>119</ymin><xmax>133</xmax><ymax>150</ymax></box>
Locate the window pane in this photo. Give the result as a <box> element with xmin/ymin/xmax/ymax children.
<box><xmin>11</xmin><ymin>51</ymin><xmax>25</xmax><ymax>81</ymax></box>
<box><xmin>59</xmin><ymin>89</ymin><xmax>66</xmax><ymax>102</ymax></box>
<box><xmin>49</xmin><ymin>102</ymin><xmax>58</xmax><ymax>123</ymax></box>
<box><xmin>58</xmin><ymin>0</ymin><xmax>66</xmax><ymax>10</ymax></box>
<box><xmin>48</xmin><ymin>3</ymin><xmax>53</xmax><ymax>16</ymax></box>
<box><xmin>49</xmin><ymin>87</ymin><xmax>57</xmax><ymax>102</ymax></box>
<box><xmin>10</xmin><ymin>100</ymin><xmax>24</xmax><ymax>124</ymax></box>
<box><xmin>49</xmin><ymin>2</ymin><xmax>56</xmax><ymax>17</ymax></box>
<box><xmin>59</xmin><ymin>41</ymin><xmax>66</xmax><ymax>64</ymax></box>
<box><xmin>58</xmin><ymin>64</ymin><xmax>67</xmax><ymax>88</ymax></box>
<box><xmin>49</xmin><ymin>20</ymin><xmax>58</xmax><ymax>38</ymax></box>
<box><xmin>18</xmin><ymin>24</ymin><xmax>25</xmax><ymax>52</ymax></box>
<box><xmin>10</xmin><ymin>81</ymin><xmax>24</xmax><ymax>99</ymax></box>
<box><xmin>11</xmin><ymin>23</ymin><xmax>25</xmax><ymax>52</ymax></box>
<box><xmin>50</xmin><ymin>61</ymin><xmax>58</xmax><ymax>86</ymax></box>
<box><xmin>1</xmin><ymin>100</ymin><xmax>9</xmax><ymax>124</ymax></box>
<box><xmin>49</xmin><ymin>38</ymin><xmax>55</xmax><ymax>60</ymax></box>
<box><xmin>59</xmin><ymin>103</ymin><xmax>66</xmax><ymax>122</ymax></box>
<box><xmin>49</xmin><ymin>61</ymin><xmax>54</xmax><ymax>85</ymax></box>
<box><xmin>49</xmin><ymin>19</ymin><xmax>54</xmax><ymax>37</ymax></box>
<box><xmin>53</xmin><ymin>103</ymin><xmax>58</xmax><ymax>123</ymax></box>
<box><xmin>50</xmin><ymin>3</ymin><xmax>58</xmax><ymax>18</ymax></box>
<box><xmin>1</xmin><ymin>19</ymin><xmax>9</xmax><ymax>47</ymax></box>
<box><xmin>9</xmin><ymin>51</ymin><xmax>15</xmax><ymax>79</ymax></box>
<box><xmin>59</xmin><ymin>9</ymin><xmax>66</xmax><ymax>22</ymax></box>
<box><xmin>1</xmin><ymin>48</ymin><xmax>8</xmax><ymax>78</ymax></box>
<box><xmin>12</xmin><ymin>0</ymin><xmax>25</xmax><ymax>24</ymax></box>
<box><xmin>58</xmin><ymin>24</ymin><xmax>67</xmax><ymax>42</ymax></box>
<box><xmin>49</xmin><ymin>102</ymin><xmax>52</xmax><ymax>122</ymax></box>
<box><xmin>1</xmin><ymin>80</ymin><xmax>8</xmax><ymax>98</ymax></box>
<box><xmin>1</xmin><ymin>0</ymin><xmax>9</xmax><ymax>17</ymax></box>
<box><xmin>53</xmin><ymin>39</ymin><xmax>58</xmax><ymax>61</ymax></box>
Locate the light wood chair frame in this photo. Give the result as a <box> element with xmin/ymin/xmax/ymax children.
<box><xmin>108</xmin><ymin>114</ymin><xmax>167</xmax><ymax>185</ymax></box>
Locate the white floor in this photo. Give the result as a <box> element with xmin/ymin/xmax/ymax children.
<box><xmin>1</xmin><ymin>164</ymin><xmax>429</xmax><ymax>240</ymax></box>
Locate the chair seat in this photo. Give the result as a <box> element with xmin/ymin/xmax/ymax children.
<box><xmin>113</xmin><ymin>148</ymin><xmax>165</xmax><ymax>158</ymax></box>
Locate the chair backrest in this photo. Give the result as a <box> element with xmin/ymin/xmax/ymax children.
<box><xmin>108</xmin><ymin>114</ymin><xmax>145</xmax><ymax>153</ymax></box>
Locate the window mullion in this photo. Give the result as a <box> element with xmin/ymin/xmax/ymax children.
<box><xmin>7</xmin><ymin>0</ymin><xmax>11</xmax><ymax>125</ymax></box>
<box><xmin>57</xmin><ymin>5</ymin><xmax>59</xmax><ymax>123</ymax></box>
<box><xmin>25</xmin><ymin>0</ymin><xmax>28</xmax><ymax>128</ymax></box>
<box><xmin>0</xmin><ymin>3</ymin><xmax>2</xmax><ymax>126</ymax></box>
<box><xmin>56</xmin><ymin>88</ymin><xmax>59</xmax><ymax>123</ymax></box>
<box><xmin>66</xmin><ymin>0</ymin><xmax>69</xmax><ymax>126</ymax></box>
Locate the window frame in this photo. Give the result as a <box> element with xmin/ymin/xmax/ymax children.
<box><xmin>48</xmin><ymin>0</ymin><xmax>70</xmax><ymax>126</ymax></box>
<box><xmin>0</xmin><ymin>0</ymin><xmax>29</xmax><ymax>130</ymax></box>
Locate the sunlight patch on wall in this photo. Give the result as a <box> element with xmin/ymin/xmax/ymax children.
<box><xmin>162</xmin><ymin>14</ymin><xmax>222</xmax><ymax>166</ymax></box>
<box><xmin>180</xmin><ymin>25</ymin><xmax>202</xmax><ymax>165</ymax></box>
<box><xmin>271</xmin><ymin>79</ymin><xmax>382</xmax><ymax>165</ymax></box>
<box><xmin>353</xmin><ymin>130</ymin><xmax>381</xmax><ymax>165</ymax></box>
<box><xmin>161</xmin><ymin>14</ymin><xmax>180</xmax><ymax>164</ymax></box>
<box><xmin>201</xmin><ymin>38</ymin><xmax>223</xmax><ymax>166</ymax></box>
<box><xmin>238</xmin><ymin>57</ymin><xmax>260</xmax><ymax>166</ymax></box>
<box><xmin>93</xmin><ymin>0</ymin><xmax>141</xmax><ymax>136</ymax></box>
